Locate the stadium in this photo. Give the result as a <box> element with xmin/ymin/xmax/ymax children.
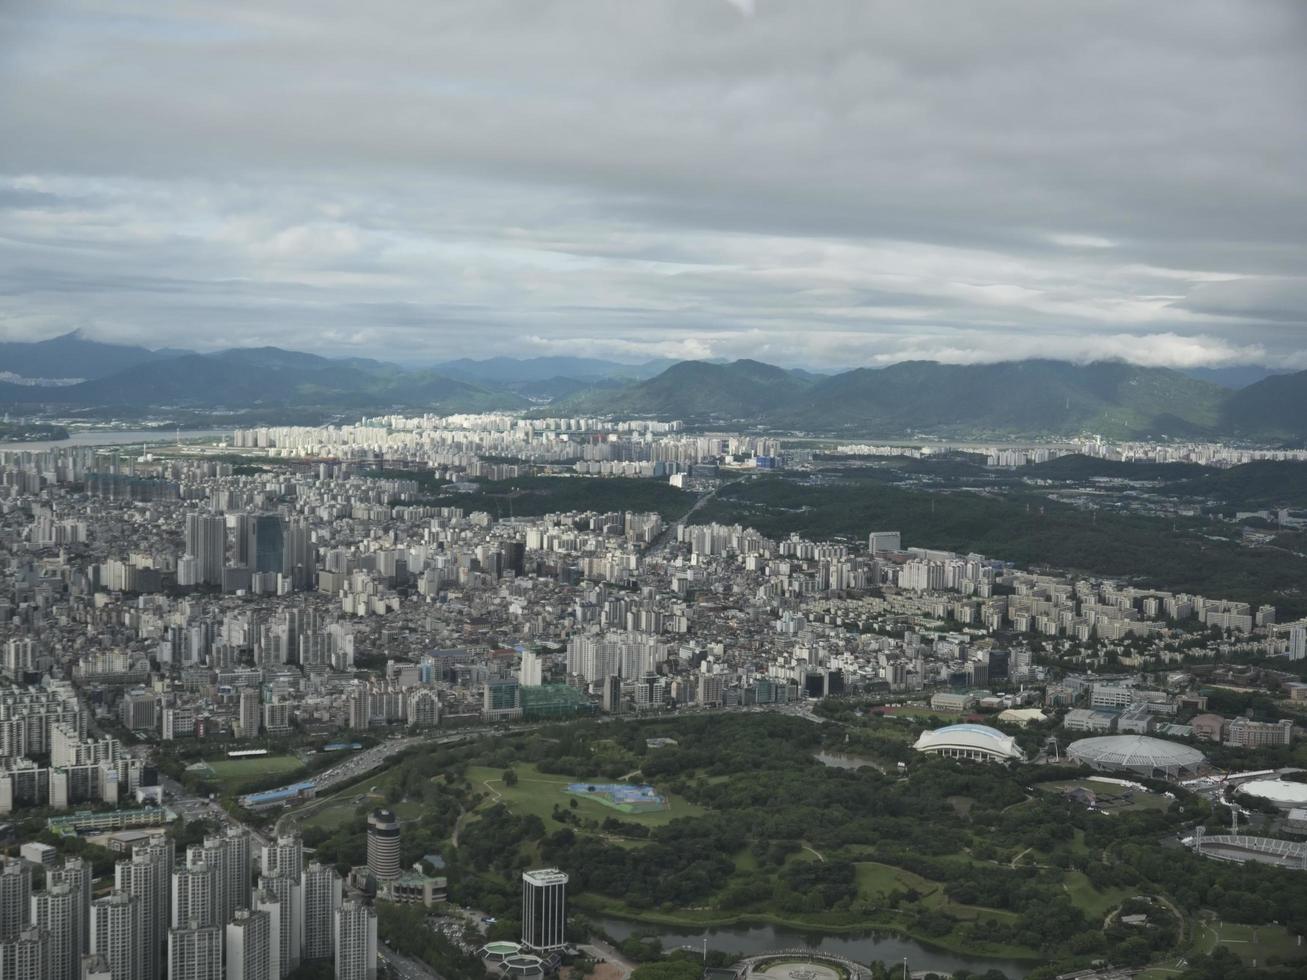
<box><xmin>912</xmin><ymin>723</ymin><xmax>1025</xmax><ymax>763</ymax></box>
<box><xmin>1236</xmin><ymin>778</ymin><xmax>1307</xmax><ymax>810</ymax></box>
<box><xmin>1067</xmin><ymin>734</ymin><xmax>1205</xmax><ymax>779</ymax></box>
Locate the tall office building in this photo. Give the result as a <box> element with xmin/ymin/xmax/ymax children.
<box><xmin>332</xmin><ymin>899</ymin><xmax>377</xmax><ymax>980</ymax></box>
<box><xmin>520</xmin><ymin>869</ymin><xmax>568</xmax><ymax>951</ymax></box>
<box><xmin>168</xmin><ymin>922</ymin><xmax>223</xmax><ymax>980</ymax></box>
<box><xmin>185</xmin><ymin>514</ymin><xmax>227</xmax><ymax>587</ymax></box>
<box><xmin>232</xmin><ymin>514</ymin><xmax>256</xmax><ymax>569</ymax></box>
<box><xmin>91</xmin><ymin>891</ymin><xmax>145</xmax><ymax>980</ymax></box>
<box><xmin>601</xmin><ymin>674</ymin><xmax>623</xmax><ymax>714</ymax></box>
<box><xmin>51</xmin><ymin>857</ymin><xmax>92</xmax><ymax>955</ymax></box>
<box><xmin>226</xmin><ymin>908</ymin><xmax>274</xmax><ymax>980</ymax></box>
<box><xmin>115</xmin><ymin>839</ymin><xmax>171</xmax><ymax>980</ymax></box>
<box><xmin>0</xmin><ymin>925</ymin><xmax>48</xmax><ymax>980</ymax></box>
<box><xmin>300</xmin><ymin>863</ymin><xmax>341</xmax><ymax>962</ymax></box>
<box><xmin>283</xmin><ymin>520</ymin><xmax>316</xmax><ymax>591</ymax></box>
<box><xmin>32</xmin><ymin>881</ymin><xmax>80</xmax><ymax>980</ymax></box>
<box><xmin>253</xmin><ymin>515</ymin><xmax>285</xmax><ymax>575</ymax></box>
<box><xmin>366</xmin><ymin>810</ymin><xmax>401</xmax><ymax>881</ymax></box>
<box><xmin>257</xmin><ymin>870</ymin><xmax>301</xmax><ymax>976</ymax></box>
<box><xmin>172</xmin><ymin>858</ymin><xmax>219</xmax><ymax>930</ymax></box>
<box><xmin>0</xmin><ymin>859</ymin><xmax>31</xmax><ymax>940</ymax></box>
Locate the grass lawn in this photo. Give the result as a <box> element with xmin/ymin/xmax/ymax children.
<box><xmin>206</xmin><ymin>754</ymin><xmax>304</xmax><ymax>791</ymax></box>
<box><xmin>300</xmin><ymin>801</ymin><xmax>364</xmax><ymax>831</ymax></box>
<box><xmin>854</xmin><ymin>861</ymin><xmax>937</xmax><ymax>902</ymax></box>
<box><xmin>1191</xmin><ymin>918</ymin><xmax>1307</xmax><ymax>965</ymax></box>
<box><xmin>467</xmin><ymin>763</ymin><xmax>706</xmax><ymax>830</ymax></box>
<box><xmin>1062</xmin><ymin>870</ymin><xmax>1131</xmax><ymax>921</ymax></box>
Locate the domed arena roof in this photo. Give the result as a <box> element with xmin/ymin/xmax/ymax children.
<box><xmin>913</xmin><ymin>723</ymin><xmax>1024</xmax><ymax>762</ymax></box>
<box><xmin>1067</xmin><ymin>735</ymin><xmax>1204</xmax><ymax>776</ymax></box>
<box><xmin>1237</xmin><ymin>778</ymin><xmax>1307</xmax><ymax>807</ymax></box>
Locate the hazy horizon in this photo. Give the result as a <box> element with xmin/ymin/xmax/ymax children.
<box><xmin>3</xmin><ymin>1</ymin><xmax>1305</xmax><ymax>370</ymax></box>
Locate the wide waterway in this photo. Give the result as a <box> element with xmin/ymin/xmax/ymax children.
<box><xmin>0</xmin><ymin>428</ymin><xmax>228</xmax><ymax>452</ymax></box>
<box><xmin>596</xmin><ymin>917</ymin><xmax>1034</xmax><ymax>977</ymax></box>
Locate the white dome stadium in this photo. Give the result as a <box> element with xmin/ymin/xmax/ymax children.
<box><xmin>1067</xmin><ymin>735</ymin><xmax>1204</xmax><ymax>778</ymax></box>
<box><xmin>913</xmin><ymin>723</ymin><xmax>1025</xmax><ymax>762</ymax></box>
<box><xmin>1237</xmin><ymin>779</ymin><xmax>1307</xmax><ymax>808</ymax></box>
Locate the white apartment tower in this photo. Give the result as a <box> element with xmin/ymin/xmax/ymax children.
<box><xmin>0</xmin><ymin>925</ymin><xmax>48</xmax><ymax>980</ymax></box>
<box><xmin>225</xmin><ymin>908</ymin><xmax>274</xmax><ymax>980</ymax></box>
<box><xmin>332</xmin><ymin>899</ymin><xmax>377</xmax><ymax>980</ymax></box>
<box><xmin>252</xmin><ymin>888</ymin><xmax>284</xmax><ymax>980</ymax></box>
<box><xmin>300</xmin><ymin>863</ymin><xmax>341</xmax><ymax>962</ymax></box>
<box><xmin>52</xmin><ymin>856</ymin><xmax>92</xmax><ymax>955</ymax></box>
<box><xmin>172</xmin><ymin>858</ymin><xmax>220</xmax><ymax>930</ymax></box>
<box><xmin>0</xmin><ymin>858</ymin><xmax>31</xmax><ymax>940</ymax></box>
<box><xmin>115</xmin><ymin>837</ymin><xmax>172</xmax><ymax>980</ymax></box>
<box><xmin>257</xmin><ymin>869</ymin><xmax>302</xmax><ymax>976</ymax></box>
<box><xmin>32</xmin><ymin>881</ymin><xmax>80</xmax><ymax>980</ymax></box>
<box><xmin>91</xmin><ymin>891</ymin><xmax>146</xmax><ymax>980</ymax></box>
<box><xmin>168</xmin><ymin>922</ymin><xmax>223</xmax><ymax>980</ymax></box>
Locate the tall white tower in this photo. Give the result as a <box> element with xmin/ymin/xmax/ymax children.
<box><xmin>521</xmin><ymin>868</ymin><xmax>568</xmax><ymax>951</ymax></box>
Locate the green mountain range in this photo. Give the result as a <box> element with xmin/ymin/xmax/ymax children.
<box><xmin>1</xmin><ymin>334</ymin><xmax>1304</xmax><ymax>439</ymax></box>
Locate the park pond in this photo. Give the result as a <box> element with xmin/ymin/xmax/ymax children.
<box><xmin>596</xmin><ymin>917</ymin><xmax>1033</xmax><ymax>978</ymax></box>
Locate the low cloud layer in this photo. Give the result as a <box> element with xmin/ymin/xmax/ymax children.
<box><xmin>1</xmin><ymin>1</ymin><xmax>1305</xmax><ymax>368</ymax></box>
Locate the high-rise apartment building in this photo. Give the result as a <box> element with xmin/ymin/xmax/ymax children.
<box><xmin>520</xmin><ymin>868</ymin><xmax>568</xmax><ymax>951</ymax></box>
<box><xmin>185</xmin><ymin>514</ymin><xmax>227</xmax><ymax>587</ymax></box>
<box><xmin>172</xmin><ymin>858</ymin><xmax>219</xmax><ymax>930</ymax></box>
<box><xmin>0</xmin><ymin>925</ymin><xmax>48</xmax><ymax>980</ymax></box>
<box><xmin>222</xmin><ymin>828</ymin><xmax>253</xmax><ymax>923</ymax></box>
<box><xmin>226</xmin><ymin>908</ymin><xmax>274</xmax><ymax>980</ymax></box>
<box><xmin>168</xmin><ymin>922</ymin><xmax>223</xmax><ymax>980</ymax></box>
<box><xmin>257</xmin><ymin>870</ymin><xmax>301</xmax><ymax>976</ymax></box>
<box><xmin>0</xmin><ymin>859</ymin><xmax>31</xmax><ymax>940</ymax></box>
<box><xmin>300</xmin><ymin>863</ymin><xmax>341</xmax><ymax>962</ymax></box>
<box><xmin>32</xmin><ymin>881</ymin><xmax>80</xmax><ymax>980</ymax></box>
<box><xmin>237</xmin><ymin>689</ymin><xmax>261</xmax><ymax>739</ymax></box>
<box><xmin>91</xmin><ymin>891</ymin><xmax>145</xmax><ymax>980</ymax></box>
<box><xmin>332</xmin><ymin>899</ymin><xmax>377</xmax><ymax>980</ymax></box>
<box><xmin>114</xmin><ymin>836</ymin><xmax>172</xmax><ymax>980</ymax></box>
<box><xmin>252</xmin><ymin>889</ymin><xmax>283</xmax><ymax>980</ymax></box>
<box><xmin>51</xmin><ymin>856</ymin><xmax>92</xmax><ymax>956</ymax></box>
<box><xmin>366</xmin><ymin>810</ymin><xmax>401</xmax><ymax>881</ymax></box>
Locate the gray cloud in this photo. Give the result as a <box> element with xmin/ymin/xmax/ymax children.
<box><xmin>1</xmin><ymin>0</ymin><xmax>1305</xmax><ymax>368</ymax></box>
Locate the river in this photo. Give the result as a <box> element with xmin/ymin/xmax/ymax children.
<box><xmin>0</xmin><ymin>428</ymin><xmax>229</xmax><ymax>451</ymax></box>
<box><xmin>596</xmin><ymin>917</ymin><xmax>1034</xmax><ymax>978</ymax></box>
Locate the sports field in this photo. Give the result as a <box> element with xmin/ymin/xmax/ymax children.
<box><xmin>201</xmin><ymin>754</ymin><xmax>305</xmax><ymax>791</ymax></box>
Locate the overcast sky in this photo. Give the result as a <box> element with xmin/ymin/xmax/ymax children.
<box><xmin>2</xmin><ymin>1</ymin><xmax>1305</xmax><ymax>369</ymax></box>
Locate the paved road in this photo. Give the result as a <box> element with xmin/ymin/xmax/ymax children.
<box><xmin>380</xmin><ymin>943</ymin><xmax>445</xmax><ymax>980</ymax></box>
<box><xmin>645</xmin><ymin>476</ymin><xmax>748</xmax><ymax>554</ymax></box>
<box><xmin>581</xmin><ymin>936</ymin><xmax>636</xmax><ymax>980</ymax></box>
